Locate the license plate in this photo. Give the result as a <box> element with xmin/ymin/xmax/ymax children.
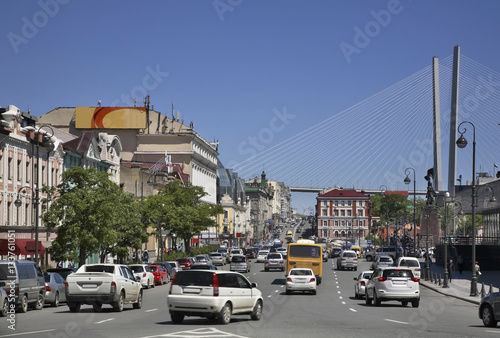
<box><xmin>82</xmin><ymin>284</ymin><xmax>97</xmax><ymax>288</ymax></box>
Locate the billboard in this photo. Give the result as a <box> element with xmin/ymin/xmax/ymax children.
<box><xmin>75</xmin><ymin>107</ymin><xmax>147</xmax><ymax>129</ymax></box>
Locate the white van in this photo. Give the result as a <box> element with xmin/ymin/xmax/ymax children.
<box><xmin>394</xmin><ymin>257</ymin><xmax>421</xmax><ymax>279</ymax></box>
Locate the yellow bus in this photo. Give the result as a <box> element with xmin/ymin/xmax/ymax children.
<box><xmin>286</xmin><ymin>240</ymin><xmax>323</xmax><ymax>284</ymax></box>
<box><xmin>286</xmin><ymin>231</ymin><xmax>293</xmax><ymax>239</ymax></box>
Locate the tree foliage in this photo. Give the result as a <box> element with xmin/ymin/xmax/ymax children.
<box><xmin>42</xmin><ymin>167</ymin><xmax>145</xmax><ymax>266</ymax></box>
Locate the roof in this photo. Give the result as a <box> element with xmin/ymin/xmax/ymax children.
<box><xmin>318</xmin><ymin>189</ymin><xmax>368</xmax><ymax>198</ymax></box>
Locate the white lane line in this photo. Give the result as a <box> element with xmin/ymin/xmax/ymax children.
<box><xmin>336</xmin><ymin>285</ymin><xmax>339</xmax><ymax>288</ymax></box>
<box><xmin>337</xmin><ymin>291</ymin><xmax>341</xmax><ymax>294</ymax></box>
<box><xmin>275</xmin><ymin>290</ymin><xmax>279</xmax><ymax>293</ymax></box>
<box><xmin>342</xmin><ymin>301</ymin><xmax>346</xmax><ymax>304</ymax></box>
<box><xmin>267</xmin><ymin>295</ymin><xmax>272</xmax><ymax>298</ymax></box>
<box><xmin>385</xmin><ymin>319</ymin><xmax>409</xmax><ymax>325</ymax></box>
<box><xmin>339</xmin><ymin>296</ymin><xmax>343</xmax><ymax>299</ymax></box>
<box><xmin>349</xmin><ymin>308</ymin><xmax>357</xmax><ymax>312</ymax></box>
<box><xmin>485</xmin><ymin>330</ymin><xmax>500</xmax><ymax>334</ymax></box>
<box><xmin>0</xmin><ymin>329</ymin><xmax>55</xmax><ymax>337</ymax></box>
<box><xmin>95</xmin><ymin>318</ymin><xmax>115</xmax><ymax>324</ymax></box>
<box><xmin>145</xmin><ymin>308</ymin><xmax>157</xmax><ymax>312</ymax></box>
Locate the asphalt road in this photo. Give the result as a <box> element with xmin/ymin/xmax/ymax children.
<box><xmin>0</xmin><ymin>255</ymin><xmax>497</xmax><ymax>337</ymax></box>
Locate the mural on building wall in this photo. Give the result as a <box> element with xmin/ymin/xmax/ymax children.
<box><xmin>75</xmin><ymin>107</ymin><xmax>146</xmax><ymax>129</ymax></box>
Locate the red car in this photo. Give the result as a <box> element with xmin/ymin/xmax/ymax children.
<box><xmin>176</xmin><ymin>257</ymin><xmax>195</xmax><ymax>270</ymax></box>
<box><xmin>149</xmin><ymin>264</ymin><xmax>169</xmax><ymax>285</ymax></box>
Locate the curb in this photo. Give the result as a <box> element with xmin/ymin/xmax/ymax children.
<box><xmin>420</xmin><ymin>281</ymin><xmax>480</xmax><ymax>305</ymax></box>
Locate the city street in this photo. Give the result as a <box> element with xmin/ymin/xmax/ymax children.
<box><xmin>1</xmin><ymin>258</ymin><xmax>495</xmax><ymax>338</ymax></box>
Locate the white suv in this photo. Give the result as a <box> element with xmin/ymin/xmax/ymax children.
<box><xmin>167</xmin><ymin>270</ymin><xmax>263</xmax><ymax>324</ymax></box>
<box><xmin>394</xmin><ymin>257</ymin><xmax>421</xmax><ymax>279</ymax></box>
<box><xmin>365</xmin><ymin>267</ymin><xmax>420</xmax><ymax>307</ymax></box>
<box><xmin>337</xmin><ymin>250</ymin><xmax>358</xmax><ymax>271</ymax></box>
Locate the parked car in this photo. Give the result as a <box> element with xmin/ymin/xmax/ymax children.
<box><xmin>353</xmin><ymin>270</ymin><xmax>373</xmax><ymax>299</ymax></box>
<box><xmin>337</xmin><ymin>250</ymin><xmax>358</xmax><ymax>271</ymax></box>
<box><xmin>0</xmin><ymin>283</ymin><xmax>7</xmax><ymax>317</ymax></box>
<box><xmin>167</xmin><ymin>270</ymin><xmax>263</xmax><ymax>324</ymax></box>
<box><xmin>166</xmin><ymin>261</ymin><xmax>181</xmax><ymax>275</ymax></box>
<box><xmin>158</xmin><ymin>262</ymin><xmax>175</xmax><ymax>280</ymax></box>
<box><xmin>371</xmin><ymin>255</ymin><xmax>394</xmax><ymax>270</ymax></box>
<box><xmin>194</xmin><ymin>255</ymin><xmax>213</xmax><ymax>265</ymax></box>
<box><xmin>479</xmin><ymin>291</ymin><xmax>500</xmax><ymax>327</ymax></box>
<box><xmin>365</xmin><ymin>267</ymin><xmax>420</xmax><ymax>307</ymax></box>
<box><xmin>0</xmin><ymin>260</ymin><xmax>45</xmax><ymax>313</ymax></box>
<box><xmin>394</xmin><ymin>257</ymin><xmax>421</xmax><ymax>279</ymax></box>
<box><xmin>264</xmin><ymin>253</ymin><xmax>285</xmax><ymax>271</ymax></box>
<box><xmin>176</xmin><ymin>257</ymin><xmax>195</xmax><ymax>270</ymax></box>
<box><xmin>208</xmin><ymin>252</ymin><xmax>226</xmax><ymax>266</ymax></box>
<box><xmin>230</xmin><ymin>255</ymin><xmax>251</xmax><ymax>273</ymax></box>
<box><xmin>285</xmin><ymin>268</ymin><xmax>317</xmax><ymax>295</ymax></box>
<box><xmin>43</xmin><ymin>272</ymin><xmax>67</xmax><ymax>307</ymax></box>
<box><xmin>129</xmin><ymin>264</ymin><xmax>155</xmax><ymax>289</ymax></box>
<box><xmin>149</xmin><ymin>264</ymin><xmax>169</xmax><ymax>285</ymax></box>
<box><xmin>190</xmin><ymin>264</ymin><xmax>218</xmax><ymax>270</ymax></box>
<box><xmin>257</xmin><ymin>250</ymin><xmax>270</xmax><ymax>263</ymax></box>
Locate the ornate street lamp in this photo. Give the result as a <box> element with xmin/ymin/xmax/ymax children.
<box><xmin>456</xmin><ymin>120</ymin><xmax>478</xmax><ymax>296</ymax></box>
<box><xmin>443</xmin><ymin>192</ymin><xmax>451</xmax><ymax>288</ymax></box>
<box><xmin>404</xmin><ymin>168</ymin><xmax>417</xmax><ymax>253</ymax></box>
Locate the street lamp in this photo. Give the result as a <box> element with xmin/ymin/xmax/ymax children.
<box><xmin>379</xmin><ymin>185</ymin><xmax>388</xmax><ymax>246</ymax></box>
<box><xmin>15</xmin><ymin>124</ymin><xmax>55</xmax><ymax>265</ymax></box>
<box><xmin>456</xmin><ymin>120</ymin><xmax>478</xmax><ymax>296</ymax></box>
<box><xmin>404</xmin><ymin>167</ymin><xmax>417</xmax><ymax>252</ymax></box>
<box><xmin>443</xmin><ymin>192</ymin><xmax>451</xmax><ymax>288</ymax></box>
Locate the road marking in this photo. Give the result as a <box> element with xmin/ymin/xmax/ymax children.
<box><xmin>267</xmin><ymin>295</ymin><xmax>272</xmax><ymax>298</ymax></box>
<box><xmin>349</xmin><ymin>308</ymin><xmax>357</xmax><ymax>312</ymax></box>
<box><xmin>337</xmin><ymin>291</ymin><xmax>341</xmax><ymax>294</ymax></box>
<box><xmin>339</xmin><ymin>296</ymin><xmax>343</xmax><ymax>299</ymax></box>
<box><xmin>484</xmin><ymin>330</ymin><xmax>500</xmax><ymax>334</ymax></box>
<box><xmin>140</xmin><ymin>327</ymin><xmax>249</xmax><ymax>338</ymax></box>
<box><xmin>342</xmin><ymin>301</ymin><xmax>346</xmax><ymax>304</ymax></box>
<box><xmin>0</xmin><ymin>329</ymin><xmax>55</xmax><ymax>337</ymax></box>
<box><xmin>95</xmin><ymin>318</ymin><xmax>115</xmax><ymax>324</ymax></box>
<box><xmin>145</xmin><ymin>308</ymin><xmax>157</xmax><ymax>312</ymax></box>
<box><xmin>275</xmin><ymin>290</ymin><xmax>279</xmax><ymax>293</ymax></box>
<box><xmin>385</xmin><ymin>319</ymin><xmax>409</xmax><ymax>325</ymax></box>
<box><xmin>336</xmin><ymin>285</ymin><xmax>339</xmax><ymax>288</ymax></box>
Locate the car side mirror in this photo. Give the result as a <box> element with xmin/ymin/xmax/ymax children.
<box><xmin>135</xmin><ymin>276</ymin><xmax>141</xmax><ymax>282</ymax></box>
<box><xmin>251</xmin><ymin>282</ymin><xmax>258</xmax><ymax>288</ymax></box>
<box><xmin>353</xmin><ymin>277</ymin><xmax>357</xmax><ymax>281</ymax></box>
<box><xmin>0</xmin><ymin>281</ymin><xmax>5</xmax><ymax>287</ymax></box>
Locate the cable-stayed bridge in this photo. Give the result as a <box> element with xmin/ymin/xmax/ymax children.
<box><xmin>233</xmin><ymin>54</ymin><xmax>500</xmax><ymax>193</ymax></box>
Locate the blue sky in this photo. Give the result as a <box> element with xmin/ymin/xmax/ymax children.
<box><xmin>2</xmin><ymin>0</ymin><xmax>500</xmax><ymax>211</ymax></box>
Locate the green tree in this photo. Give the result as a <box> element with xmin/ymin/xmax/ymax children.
<box><xmin>43</xmin><ymin>167</ymin><xmax>144</xmax><ymax>266</ymax></box>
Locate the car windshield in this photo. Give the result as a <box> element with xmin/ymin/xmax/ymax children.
<box><xmin>380</xmin><ymin>257</ymin><xmax>392</xmax><ymax>262</ymax></box>
<box><xmin>268</xmin><ymin>254</ymin><xmax>281</xmax><ymax>259</ymax></box>
<box><xmin>174</xmin><ymin>271</ymin><xmax>213</xmax><ymax>286</ymax></box>
<box><xmin>130</xmin><ymin>266</ymin><xmax>144</xmax><ymax>273</ymax></box>
<box><xmin>343</xmin><ymin>252</ymin><xmax>356</xmax><ymax>257</ymax></box>
<box><xmin>362</xmin><ymin>273</ymin><xmax>373</xmax><ymax>279</ymax></box>
<box><xmin>383</xmin><ymin>269</ymin><xmax>413</xmax><ymax>278</ymax></box>
<box><xmin>259</xmin><ymin>251</ymin><xmax>269</xmax><ymax>255</ymax></box>
<box><xmin>177</xmin><ymin>258</ymin><xmax>190</xmax><ymax>263</ymax></box>
<box><xmin>290</xmin><ymin>269</ymin><xmax>312</xmax><ymax>276</ymax></box>
<box><xmin>400</xmin><ymin>260</ymin><xmax>419</xmax><ymax>267</ymax></box>
<box><xmin>149</xmin><ymin>266</ymin><xmax>158</xmax><ymax>272</ymax></box>
<box><xmin>44</xmin><ymin>274</ymin><xmax>51</xmax><ymax>282</ymax></box>
<box><xmin>84</xmin><ymin>265</ymin><xmax>114</xmax><ymax>273</ymax></box>
<box><xmin>210</xmin><ymin>253</ymin><xmax>222</xmax><ymax>257</ymax></box>
<box><xmin>232</xmin><ymin>256</ymin><xmax>246</xmax><ymax>263</ymax></box>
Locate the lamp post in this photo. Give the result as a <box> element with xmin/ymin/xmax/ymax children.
<box><xmin>424</xmin><ymin>208</ymin><xmax>431</xmax><ymax>281</ymax></box>
<box><xmin>404</xmin><ymin>167</ymin><xmax>417</xmax><ymax>252</ymax></box>
<box><xmin>456</xmin><ymin>120</ymin><xmax>478</xmax><ymax>296</ymax></box>
<box><xmin>15</xmin><ymin>125</ymin><xmax>55</xmax><ymax>265</ymax></box>
<box><xmin>379</xmin><ymin>185</ymin><xmax>388</xmax><ymax>246</ymax></box>
<box><xmin>443</xmin><ymin>192</ymin><xmax>451</xmax><ymax>288</ymax></box>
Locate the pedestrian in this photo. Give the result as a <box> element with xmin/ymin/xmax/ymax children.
<box><xmin>448</xmin><ymin>259</ymin><xmax>455</xmax><ymax>282</ymax></box>
<box><xmin>475</xmin><ymin>261</ymin><xmax>481</xmax><ymax>278</ymax></box>
<box><xmin>457</xmin><ymin>255</ymin><xmax>464</xmax><ymax>274</ymax></box>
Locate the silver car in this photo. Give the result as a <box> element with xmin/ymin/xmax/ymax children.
<box><xmin>43</xmin><ymin>272</ymin><xmax>67</xmax><ymax>307</ymax></box>
<box><xmin>209</xmin><ymin>252</ymin><xmax>226</xmax><ymax>266</ymax></box>
<box><xmin>0</xmin><ymin>283</ymin><xmax>8</xmax><ymax>316</ymax></box>
<box><xmin>371</xmin><ymin>255</ymin><xmax>394</xmax><ymax>270</ymax></box>
<box><xmin>230</xmin><ymin>255</ymin><xmax>251</xmax><ymax>273</ymax></box>
<box><xmin>354</xmin><ymin>270</ymin><xmax>373</xmax><ymax>299</ymax></box>
<box><xmin>264</xmin><ymin>253</ymin><xmax>285</xmax><ymax>271</ymax></box>
<box><xmin>365</xmin><ymin>267</ymin><xmax>420</xmax><ymax>307</ymax></box>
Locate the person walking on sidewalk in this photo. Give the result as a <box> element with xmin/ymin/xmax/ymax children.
<box><xmin>475</xmin><ymin>261</ymin><xmax>481</xmax><ymax>278</ymax></box>
<box><xmin>457</xmin><ymin>255</ymin><xmax>464</xmax><ymax>274</ymax></box>
<box><xmin>448</xmin><ymin>259</ymin><xmax>455</xmax><ymax>282</ymax></box>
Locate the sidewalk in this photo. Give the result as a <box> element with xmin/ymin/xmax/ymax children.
<box><xmin>418</xmin><ymin>258</ymin><xmax>500</xmax><ymax>305</ymax></box>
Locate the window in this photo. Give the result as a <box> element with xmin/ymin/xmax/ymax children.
<box><xmin>334</xmin><ymin>220</ymin><xmax>338</xmax><ymax>227</ymax></box>
<box><xmin>0</xmin><ymin>154</ymin><xmax>3</xmax><ymax>178</ymax></box>
<box><xmin>335</xmin><ymin>210</ymin><xmax>339</xmax><ymax>216</ymax></box>
<box><xmin>323</xmin><ymin>201</ymin><xmax>328</xmax><ymax>207</ymax></box>
<box><xmin>341</xmin><ymin>200</ymin><xmax>345</xmax><ymax>206</ymax></box>
<box><xmin>334</xmin><ymin>231</ymin><xmax>339</xmax><ymax>237</ymax></box>
<box><xmin>322</xmin><ymin>230</ymin><xmax>328</xmax><ymax>237</ymax></box>
<box><xmin>334</xmin><ymin>201</ymin><xmax>338</xmax><ymax>207</ymax></box>
<box><xmin>341</xmin><ymin>210</ymin><xmax>345</xmax><ymax>217</ymax></box>
<box><xmin>358</xmin><ymin>210</ymin><xmax>363</xmax><ymax>217</ymax></box>
<box><xmin>341</xmin><ymin>220</ymin><xmax>345</xmax><ymax>227</ymax></box>
<box><xmin>26</xmin><ymin>160</ymin><xmax>30</xmax><ymax>183</ymax></box>
<box><xmin>322</xmin><ymin>209</ymin><xmax>327</xmax><ymax>216</ymax></box>
<box><xmin>347</xmin><ymin>210</ymin><xmax>352</xmax><ymax>216</ymax></box>
<box><xmin>17</xmin><ymin>160</ymin><xmax>22</xmax><ymax>181</ymax></box>
<box><xmin>347</xmin><ymin>200</ymin><xmax>352</xmax><ymax>206</ymax></box>
<box><xmin>8</xmin><ymin>157</ymin><xmax>12</xmax><ymax>180</ymax></box>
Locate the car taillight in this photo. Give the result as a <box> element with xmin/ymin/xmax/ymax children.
<box><xmin>411</xmin><ymin>277</ymin><xmax>419</xmax><ymax>282</ymax></box>
<box><xmin>286</xmin><ymin>277</ymin><xmax>292</xmax><ymax>282</ymax></box>
<box><xmin>143</xmin><ymin>273</ymin><xmax>147</xmax><ymax>277</ymax></box>
<box><xmin>213</xmin><ymin>273</ymin><xmax>219</xmax><ymax>297</ymax></box>
<box><xmin>111</xmin><ymin>281</ymin><xmax>116</xmax><ymax>293</ymax></box>
<box><xmin>65</xmin><ymin>282</ymin><xmax>68</xmax><ymax>287</ymax></box>
<box><xmin>360</xmin><ymin>281</ymin><xmax>365</xmax><ymax>286</ymax></box>
<box><xmin>169</xmin><ymin>274</ymin><xmax>177</xmax><ymax>295</ymax></box>
<box><xmin>378</xmin><ymin>277</ymin><xmax>387</xmax><ymax>282</ymax></box>
<box><xmin>279</xmin><ymin>261</ymin><xmax>284</xmax><ymax>264</ymax></box>
<box><xmin>309</xmin><ymin>277</ymin><xmax>316</xmax><ymax>283</ymax></box>
<box><xmin>264</xmin><ymin>261</ymin><xmax>268</xmax><ymax>265</ymax></box>
<box><xmin>46</xmin><ymin>285</ymin><xmax>51</xmax><ymax>292</ymax></box>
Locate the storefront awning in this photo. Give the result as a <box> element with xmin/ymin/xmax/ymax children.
<box><xmin>0</xmin><ymin>239</ymin><xmax>46</xmax><ymax>256</ymax></box>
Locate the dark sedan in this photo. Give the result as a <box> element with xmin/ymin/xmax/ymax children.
<box><xmin>479</xmin><ymin>292</ymin><xmax>500</xmax><ymax>327</ymax></box>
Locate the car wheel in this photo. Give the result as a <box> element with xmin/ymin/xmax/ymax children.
<box><xmin>265</xmin><ymin>268</ymin><xmax>269</xmax><ymax>272</ymax></box>
<box><xmin>286</xmin><ymin>290</ymin><xmax>291</xmax><ymax>295</ymax></box>
<box><xmin>411</xmin><ymin>299</ymin><xmax>420</xmax><ymax>308</ymax></box>
<box><xmin>250</xmin><ymin>300</ymin><xmax>263</xmax><ymax>320</ymax></box>
<box><xmin>401</xmin><ymin>301</ymin><xmax>408</xmax><ymax>307</ymax></box>
<box><xmin>366</xmin><ymin>256</ymin><xmax>372</xmax><ymax>262</ymax></box>
<box><xmin>133</xmin><ymin>291</ymin><xmax>143</xmax><ymax>309</ymax></box>
<box><xmin>171</xmin><ymin>311</ymin><xmax>185</xmax><ymax>324</ymax></box>
<box><xmin>482</xmin><ymin>305</ymin><xmax>498</xmax><ymax>327</ymax></box>
<box><xmin>365</xmin><ymin>292</ymin><xmax>372</xmax><ymax>305</ymax></box>
<box><xmin>33</xmin><ymin>293</ymin><xmax>45</xmax><ymax>310</ymax></box>
<box><xmin>354</xmin><ymin>267</ymin><xmax>357</xmax><ymax>271</ymax></box>
<box><xmin>151</xmin><ymin>280</ymin><xmax>155</xmax><ymax>288</ymax></box>
<box><xmin>92</xmin><ymin>302</ymin><xmax>103</xmax><ymax>312</ymax></box>
<box><xmin>68</xmin><ymin>302</ymin><xmax>81</xmax><ymax>313</ymax></box>
<box><xmin>312</xmin><ymin>290</ymin><xmax>317</xmax><ymax>295</ymax></box>
<box><xmin>218</xmin><ymin>302</ymin><xmax>232</xmax><ymax>324</ymax></box>
<box><xmin>113</xmin><ymin>292</ymin><xmax>125</xmax><ymax>312</ymax></box>
<box><xmin>355</xmin><ymin>289</ymin><xmax>359</xmax><ymax>299</ymax></box>
<box><xmin>374</xmin><ymin>292</ymin><xmax>381</xmax><ymax>306</ymax></box>
<box><xmin>1</xmin><ymin>298</ymin><xmax>8</xmax><ymax>317</ymax></box>
<box><xmin>18</xmin><ymin>294</ymin><xmax>28</xmax><ymax>313</ymax></box>
<box><xmin>51</xmin><ymin>292</ymin><xmax>60</xmax><ymax>307</ymax></box>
